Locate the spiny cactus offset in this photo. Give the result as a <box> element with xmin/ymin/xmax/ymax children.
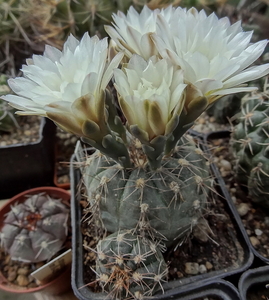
<box><xmin>95</xmin><ymin>230</ymin><xmax>167</xmax><ymax>299</ymax></box>
<box><xmin>0</xmin><ymin>192</ymin><xmax>70</xmax><ymax>262</ymax></box>
<box><xmin>231</xmin><ymin>87</ymin><xmax>269</xmax><ymax>208</ymax></box>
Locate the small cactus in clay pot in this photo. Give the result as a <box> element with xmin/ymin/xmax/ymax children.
<box><xmin>0</xmin><ymin>192</ymin><xmax>70</xmax><ymax>263</ymax></box>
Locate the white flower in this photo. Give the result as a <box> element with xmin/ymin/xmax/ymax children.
<box><xmin>114</xmin><ymin>55</ymin><xmax>186</xmax><ymax>140</ymax></box>
<box><xmin>152</xmin><ymin>7</ymin><xmax>269</xmax><ymax>100</ymax></box>
<box><xmin>105</xmin><ymin>5</ymin><xmax>175</xmax><ymax>60</ymax></box>
<box><xmin>107</xmin><ymin>5</ymin><xmax>269</xmax><ymax>102</ymax></box>
<box><xmin>2</xmin><ymin>33</ymin><xmax>123</xmax><ymax>135</ymax></box>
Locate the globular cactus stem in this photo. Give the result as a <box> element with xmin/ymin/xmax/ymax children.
<box><xmin>0</xmin><ymin>192</ymin><xmax>70</xmax><ymax>263</ymax></box>
<box><xmin>95</xmin><ymin>230</ymin><xmax>168</xmax><ymax>300</ymax></box>
<box><xmin>231</xmin><ymin>95</ymin><xmax>269</xmax><ymax>208</ymax></box>
<box><xmin>83</xmin><ymin>136</ymin><xmax>211</xmax><ymax>247</ymax></box>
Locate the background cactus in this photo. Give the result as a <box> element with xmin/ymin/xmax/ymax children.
<box><xmin>83</xmin><ymin>136</ymin><xmax>210</xmax><ymax>247</ymax></box>
<box><xmin>0</xmin><ymin>0</ymin><xmax>181</xmax><ymax>52</ymax></box>
<box><xmin>0</xmin><ymin>192</ymin><xmax>70</xmax><ymax>262</ymax></box>
<box><xmin>0</xmin><ymin>74</ymin><xmax>18</xmax><ymax>132</ymax></box>
<box><xmin>231</xmin><ymin>83</ymin><xmax>269</xmax><ymax>208</ymax></box>
<box><xmin>95</xmin><ymin>229</ymin><xmax>167</xmax><ymax>299</ymax></box>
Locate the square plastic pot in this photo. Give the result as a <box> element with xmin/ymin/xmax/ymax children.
<box><xmin>0</xmin><ymin>118</ymin><xmax>56</xmax><ymax>199</ymax></box>
<box><xmin>167</xmin><ymin>279</ymin><xmax>242</xmax><ymax>300</ymax></box>
<box><xmin>239</xmin><ymin>265</ymin><xmax>269</xmax><ymax>300</ymax></box>
<box><xmin>70</xmin><ymin>138</ymin><xmax>253</xmax><ymax>300</ymax></box>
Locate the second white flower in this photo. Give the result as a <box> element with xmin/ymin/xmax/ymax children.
<box><xmin>114</xmin><ymin>55</ymin><xmax>186</xmax><ymax>141</ymax></box>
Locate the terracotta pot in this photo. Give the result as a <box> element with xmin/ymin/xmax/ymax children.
<box><xmin>0</xmin><ymin>186</ymin><xmax>71</xmax><ymax>295</ymax></box>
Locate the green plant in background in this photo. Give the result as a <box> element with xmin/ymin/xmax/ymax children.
<box><xmin>0</xmin><ymin>0</ymin><xmax>241</xmax><ymax>57</ymax></box>
<box><xmin>0</xmin><ymin>192</ymin><xmax>70</xmax><ymax>262</ymax></box>
<box><xmin>0</xmin><ymin>74</ymin><xmax>18</xmax><ymax>132</ymax></box>
<box><xmin>236</xmin><ymin>0</ymin><xmax>269</xmax><ymax>42</ymax></box>
<box><xmin>206</xmin><ymin>94</ymin><xmax>241</xmax><ymax>124</ymax></box>
<box><xmin>0</xmin><ymin>0</ymin><xmax>181</xmax><ymax>51</ymax></box>
<box><xmin>231</xmin><ymin>80</ymin><xmax>269</xmax><ymax>208</ymax></box>
<box><xmin>1</xmin><ymin>4</ymin><xmax>269</xmax><ymax>299</ymax></box>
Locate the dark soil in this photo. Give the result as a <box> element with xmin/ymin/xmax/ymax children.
<box><xmin>247</xmin><ymin>283</ymin><xmax>269</xmax><ymax>300</ymax></box>
<box><xmin>207</xmin><ymin>136</ymin><xmax>269</xmax><ymax>260</ymax></box>
<box><xmin>164</xmin><ymin>192</ymin><xmax>244</xmax><ymax>280</ymax></box>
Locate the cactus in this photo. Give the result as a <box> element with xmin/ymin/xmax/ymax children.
<box><xmin>83</xmin><ymin>136</ymin><xmax>211</xmax><ymax>246</ymax></box>
<box><xmin>95</xmin><ymin>230</ymin><xmax>167</xmax><ymax>299</ymax></box>
<box><xmin>80</xmin><ymin>136</ymin><xmax>211</xmax><ymax>298</ymax></box>
<box><xmin>0</xmin><ymin>192</ymin><xmax>70</xmax><ymax>262</ymax></box>
<box><xmin>231</xmin><ymin>86</ymin><xmax>269</xmax><ymax>208</ymax></box>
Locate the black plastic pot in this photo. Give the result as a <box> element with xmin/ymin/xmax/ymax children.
<box><xmin>70</xmin><ymin>138</ymin><xmax>253</xmax><ymax>300</ymax></box>
<box><xmin>0</xmin><ymin>118</ymin><xmax>56</xmax><ymax>199</ymax></box>
<box><xmin>204</xmin><ymin>130</ymin><xmax>269</xmax><ymax>265</ymax></box>
<box><xmin>167</xmin><ymin>279</ymin><xmax>242</xmax><ymax>300</ymax></box>
<box><xmin>238</xmin><ymin>265</ymin><xmax>269</xmax><ymax>300</ymax></box>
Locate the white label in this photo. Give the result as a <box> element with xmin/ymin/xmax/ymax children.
<box><xmin>30</xmin><ymin>249</ymin><xmax>72</xmax><ymax>282</ymax></box>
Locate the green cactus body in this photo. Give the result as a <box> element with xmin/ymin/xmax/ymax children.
<box><xmin>96</xmin><ymin>230</ymin><xmax>167</xmax><ymax>299</ymax></box>
<box><xmin>231</xmin><ymin>98</ymin><xmax>269</xmax><ymax>208</ymax></box>
<box><xmin>82</xmin><ymin>138</ymin><xmax>210</xmax><ymax>247</ymax></box>
<box><xmin>0</xmin><ymin>193</ymin><xmax>70</xmax><ymax>262</ymax></box>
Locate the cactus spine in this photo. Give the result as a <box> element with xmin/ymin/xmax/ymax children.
<box><xmin>95</xmin><ymin>230</ymin><xmax>167</xmax><ymax>299</ymax></box>
<box><xmin>82</xmin><ymin>136</ymin><xmax>211</xmax><ymax>298</ymax></box>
